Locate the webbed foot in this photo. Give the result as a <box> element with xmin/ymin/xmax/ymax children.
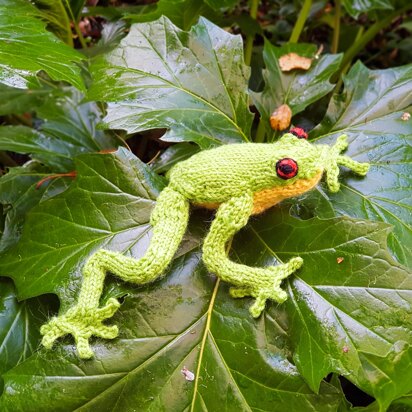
<box><xmin>40</xmin><ymin>298</ymin><xmax>120</xmax><ymax>359</ymax></box>
<box><xmin>229</xmin><ymin>257</ymin><xmax>303</xmax><ymax>318</ymax></box>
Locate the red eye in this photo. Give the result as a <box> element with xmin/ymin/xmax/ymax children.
<box><xmin>276</xmin><ymin>158</ymin><xmax>298</xmax><ymax>180</ymax></box>
<box><xmin>290</xmin><ymin>127</ymin><xmax>308</xmax><ymax>139</ymax></box>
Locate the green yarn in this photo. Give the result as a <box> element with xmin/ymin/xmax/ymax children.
<box><xmin>41</xmin><ymin>133</ymin><xmax>370</xmax><ymax>359</ymax></box>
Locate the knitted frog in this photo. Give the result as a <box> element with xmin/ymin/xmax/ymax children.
<box><xmin>40</xmin><ymin>130</ymin><xmax>369</xmax><ymax>359</ymax></box>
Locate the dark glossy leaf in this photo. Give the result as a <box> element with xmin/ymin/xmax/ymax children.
<box><xmin>0</xmin><ymin>278</ymin><xmax>52</xmax><ymax>384</ymax></box>
<box><xmin>0</xmin><ymin>90</ymin><xmax>119</xmax><ymax>171</ymax></box>
<box><xmin>151</xmin><ymin>142</ymin><xmax>200</xmax><ymax>174</ymax></box>
<box><xmin>0</xmin><ymin>150</ymin><xmax>347</xmax><ymax>411</ymax></box>
<box><xmin>33</xmin><ymin>0</ymin><xmax>72</xmax><ymax>46</ymax></box>
<box><xmin>342</xmin><ymin>0</ymin><xmax>394</xmax><ymax>18</ymax></box>
<box><xmin>0</xmin><ymin>163</ymin><xmax>69</xmax><ymax>253</ymax></box>
<box><xmin>0</xmin><ymin>83</ymin><xmax>65</xmax><ymax>116</ymax></box>
<box><xmin>252</xmin><ymin>41</ymin><xmax>342</xmax><ymax>139</ymax></box>
<box><xmin>0</xmin><ymin>0</ymin><xmax>85</xmax><ymax>90</ymax></box>
<box><xmin>312</xmin><ymin>62</ymin><xmax>412</xmax><ymax>267</ymax></box>
<box><xmin>89</xmin><ymin>17</ymin><xmax>253</xmax><ymax>149</ymax></box>
<box><xmin>234</xmin><ymin>210</ymin><xmax>412</xmax><ymax>410</ymax></box>
<box><xmin>0</xmin><ymin>148</ymin><xmax>166</xmax><ymax>306</ymax></box>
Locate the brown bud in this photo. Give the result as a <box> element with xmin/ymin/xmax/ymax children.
<box><xmin>270</xmin><ymin>104</ymin><xmax>292</xmax><ymax>131</ymax></box>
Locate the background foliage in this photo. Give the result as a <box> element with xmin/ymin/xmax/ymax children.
<box><xmin>0</xmin><ymin>0</ymin><xmax>411</xmax><ymax>411</ymax></box>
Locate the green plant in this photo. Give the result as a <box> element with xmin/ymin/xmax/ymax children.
<box><xmin>0</xmin><ymin>1</ymin><xmax>411</xmax><ymax>411</ymax></box>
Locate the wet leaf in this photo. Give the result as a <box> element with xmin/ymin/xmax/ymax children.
<box><xmin>0</xmin><ymin>163</ymin><xmax>69</xmax><ymax>253</ymax></box>
<box><xmin>312</xmin><ymin>61</ymin><xmax>412</xmax><ymax>267</ymax></box>
<box><xmin>0</xmin><ymin>278</ymin><xmax>53</xmax><ymax>385</ymax></box>
<box><xmin>0</xmin><ymin>149</ymin><xmax>166</xmax><ymax>305</ymax></box>
<box><xmin>236</xmin><ymin>210</ymin><xmax>412</xmax><ymax>411</ymax></box>
<box><xmin>89</xmin><ymin>17</ymin><xmax>253</xmax><ymax>149</ymax></box>
<box><xmin>252</xmin><ymin>41</ymin><xmax>342</xmax><ymax>138</ymax></box>
<box><xmin>0</xmin><ymin>149</ymin><xmax>347</xmax><ymax>411</ymax></box>
<box><xmin>0</xmin><ymin>90</ymin><xmax>119</xmax><ymax>171</ymax></box>
<box><xmin>0</xmin><ymin>0</ymin><xmax>85</xmax><ymax>90</ymax></box>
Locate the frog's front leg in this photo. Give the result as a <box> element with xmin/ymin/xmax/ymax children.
<box><xmin>41</xmin><ymin>186</ymin><xmax>189</xmax><ymax>359</ymax></box>
<box><xmin>202</xmin><ymin>192</ymin><xmax>303</xmax><ymax>318</ymax></box>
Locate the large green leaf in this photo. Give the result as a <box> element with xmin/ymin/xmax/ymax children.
<box><xmin>0</xmin><ymin>83</ymin><xmax>66</xmax><ymax>116</ymax></box>
<box><xmin>237</xmin><ymin>211</ymin><xmax>412</xmax><ymax>411</ymax></box>
<box><xmin>311</xmin><ymin>61</ymin><xmax>412</xmax><ymax>267</ymax></box>
<box><xmin>0</xmin><ymin>90</ymin><xmax>119</xmax><ymax>171</ymax></box>
<box><xmin>89</xmin><ymin>17</ymin><xmax>253</xmax><ymax>149</ymax></box>
<box><xmin>33</xmin><ymin>0</ymin><xmax>72</xmax><ymax>46</ymax></box>
<box><xmin>0</xmin><ymin>278</ymin><xmax>52</xmax><ymax>385</ymax></box>
<box><xmin>0</xmin><ymin>163</ymin><xmax>70</xmax><ymax>253</ymax></box>
<box><xmin>0</xmin><ymin>149</ymin><xmax>347</xmax><ymax>411</ymax></box>
<box><xmin>1</xmin><ymin>148</ymin><xmax>411</xmax><ymax>409</ymax></box>
<box><xmin>0</xmin><ymin>0</ymin><xmax>85</xmax><ymax>90</ymax></box>
<box><xmin>0</xmin><ymin>149</ymin><xmax>166</xmax><ymax>305</ymax></box>
<box><xmin>252</xmin><ymin>41</ymin><xmax>342</xmax><ymax>139</ymax></box>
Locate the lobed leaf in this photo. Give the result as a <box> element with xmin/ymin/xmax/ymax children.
<box><xmin>89</xmin><ymin>16</ymin><xmax>253</xmax><ymax>149</ymax></box>
<box><xmin>0</xmin><ymin>0</ymin><xmax>85</xmax><ymax>90</ymax></box>
<box><xmin>312</xmin><ymin>61</ymin><xmax>412</xmax><ymax>267</ymax></box>
<box><xmin>0</xmin><ymin>90</ymin><xmax>119</xmax><ymax>171</ymax></box>
<box><xmin>236</xmin><ymin>210</ymin><xmax>412</xmax><ymax>410</ymax></box>
<box><xmin>252</xmin><ymin>41</ymin><xmax>342</xmax><ymax>139</ymax></box>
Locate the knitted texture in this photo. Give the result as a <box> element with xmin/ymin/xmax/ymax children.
<box><xmin>40</xmin><ymin>133</ymin><xmax>370</xmax><ymax>358</ymax></box>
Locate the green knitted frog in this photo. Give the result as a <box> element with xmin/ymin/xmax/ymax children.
<box><xmin>41</xmin><ymin>130</ymin><xmax>369</xmax><ymax>359</ymax></box>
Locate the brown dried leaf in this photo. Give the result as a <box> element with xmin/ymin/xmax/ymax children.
<box><xmin>270</xmin><ymin>104</ymin><xmax>292</xmax><ymax>130</ymax></box>
<box><xmin>279</xmin><ymin>53</ymin><xmax>313</xmax><ymax>72</ymax></box>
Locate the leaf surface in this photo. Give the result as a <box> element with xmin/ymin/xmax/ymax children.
<box><xmin>236</xmin><ymin>210</ymin><xmax>412</xmax><ymax>410</ymax></box>
<box><xmin>312</xmin><ymin>62</ymin><xmax>412</xmax><ymax>267</ymax></box>
<box><xmin>0</xmin><ymin>0</ymin><xmax>85</xmax><ymax>90</ymax></box>
<box><xmin>0</xmin><ymin>90</ymin><xmax>119</xmax><ymax>171</ymax></box>
<box><xmin>0</xmin><ymin>278</ymin><xmax>52</xmax><ymax>384</ymax></box>
<box><xmin>89</xmin><ymin>17</ymin><xmax>253</xmax><ymax>149</ymax></box>
<box><xmin>252</xmin><ymin>41</ymin><xmax>342</xmax><ymax>138</ymax></box>
<box><xmin>0</xmin><ymin>150</ymin><xmax>346</xmax><ymax>411</ymax></box>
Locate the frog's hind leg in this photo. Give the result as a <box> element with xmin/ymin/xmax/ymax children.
<box><xmin>202</xmin><ymin>192</ymin><xmax>303</xmax><ymax>318</ymax></box>
<box><xmin>41</xmin><ymin>186</ymin><xmax>189</xmax><ymax>358</ymax></box>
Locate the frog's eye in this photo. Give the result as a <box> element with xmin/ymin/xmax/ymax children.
<box><xmin>289</xmin><ymin>127</ymin><xmax>308</xmax><ymax>139</ymax></box>
<box><xmin>276</xmin><ymin>158</ymin><xmax>298</xmax><ymax>179</ymax></box>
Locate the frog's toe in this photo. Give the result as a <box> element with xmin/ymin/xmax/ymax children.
<box><xmin>91</xmin><ymin>324</ymin><xmax>118</xmax><ymax>339</ymax></box>
<box><xmin>76</xmin><ymin>336</ymin><xmax>94</xmax><ymax>360</ymax></box>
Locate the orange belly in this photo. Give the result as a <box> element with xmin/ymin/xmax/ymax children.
<box><xmin>195</xmin><ymin>171</ymin><xmax>322</xmax><ymax>215</ymax></box>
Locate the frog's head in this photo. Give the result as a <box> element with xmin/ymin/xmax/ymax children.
<box><xmin>274</xmin><ymin>130</ymin><xmax>369</xmax><ymax>193</ymax></box>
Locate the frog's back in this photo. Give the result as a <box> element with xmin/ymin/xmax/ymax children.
<box><xmin>168</xmin><ymin>143</ymin><xmax>278</xmax><ymax>203</ymax></box>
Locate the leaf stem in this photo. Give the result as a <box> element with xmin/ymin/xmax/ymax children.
<box><xmin>64</xmin><ymin>0</ymin><xmax>87</xmax><ymax>49</ymax></box>
<box><xmin>331</xmin><ymin>0</ymin><xmax>341</xmax><ymax>53</ymax></box>
<box><xmin>289</xmin><ymin>0</ymin><xmax>312</xmax><ymax>43</ymax></box>
<box><xmin>339</xmin><ymin>6</ymin><xmax>409</xmax><ymax>71</ymax></box>
<box><xmin>244</xmin><ymin>0</ymin><xmax>259</xmax><ymax>66</ymax></box>
<box><xmin>254</xmin><ymin>117</ymin><xmax>266</xmax><ymax>143</ymax></box>
<box><xmin>334</xmin><ymin>26</ymin><xmax>364</xmax><ymax>91</ymax></box>
<box><xmin>190</xmin><ymin>238</ymin><xmax>233</xmax><ymax>411</ymax></box>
